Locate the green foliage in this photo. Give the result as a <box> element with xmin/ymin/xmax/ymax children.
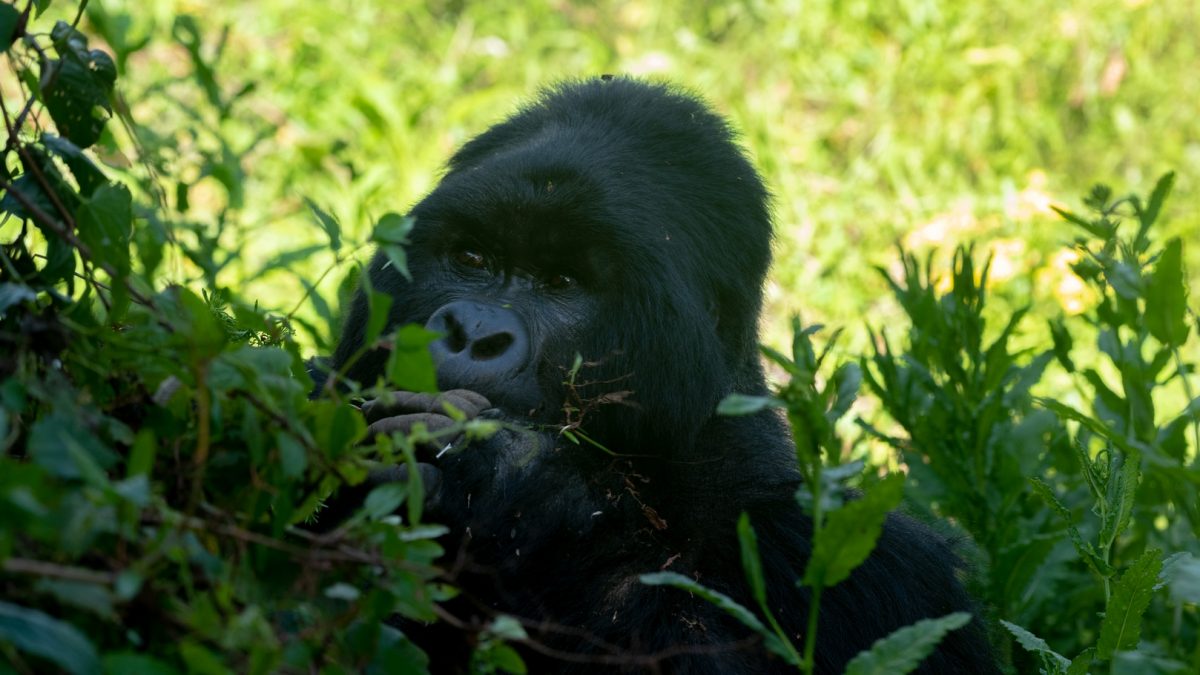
<box><xmin>0</xmin><ymin>4</ymin><xmax>522</xmax><ymax>672</ymax></box>
<box><xmin>843</xmin><ymin>612</ymin><xmax>972</xmax><ymax>675</ymax></box>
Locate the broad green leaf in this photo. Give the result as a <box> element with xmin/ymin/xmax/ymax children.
<box><xmin>1145</xmin><ymin>238</ymin><xmax>1189</xmax><ymax>348</ymax></box>
<box><xmin>76</xmin><ymin>183</ymin><xmax>133</xmax><ymax>277</ymax></box>
<box><xmin>639</xmin><ymin>571</ymin><xmax>797</xmax><ymax>664</ymax></box>
<box><xmin>42</xmin><ymin>22</ymin><xmax>116</xmax><ymax>148</ymax></box>
<box><xmin>1000</xmin><ymin>620</ymin><xmax>1069</xmax><ymax>673</ymax></box>
<box><xmin>1097</xmin><ymin>548</ymin><xmax>1162</xmax><ymax>660</ymax></box>
<box><xmin>0</xmin><ymin>3</ymin><xmax>20</xmax><ymax>51</ymax></box>
<box><xmin>803</xmin><ymin>474</ymin><xmax>903</xmax><ymax>588</ymax></box>
<box><xmin>386</xmin><ymin>324</ymin><xmax>439</xmax><ymax>393</ymax></box>
<box><xmin>363</xmin><ymin>482</ymin><xmax>407</xmax><ymax>521</ymax></box>
<box><xmin>28</xmin><ymin>411</ymin><xmax>120</xmax><ymax>479</ymax></box>
<box><xmin>843</xmin><ymin>612</ymin><xmax>971</xmax><ymax>675</ymax></box>
<box><xmin>0</xmin><ymin>601</ymin><xmax>100</xmax><ymax>675</ymax></box>
<box><xmin>364</xmin><ymin>288</ymin><xmax>393</xmax><ymax>347</ymax></box>
<box><xmin>374</xmin><ymin>213</ymin><xmax>416</xmax><ymax>281</ymax></box>
<box><xmin>717</xmin><ymin>393</ymin><xmax>780</xmax><ymax>416</ymax></box>
<box><xmin>42</xmin><ymin>134</ymin><xmax>107</xmax><ymax>196</ymax></box>
<box><xmin>276</xmin><ymin>431</ymin><xmax>307</xmax><ymax>479</ymax></box>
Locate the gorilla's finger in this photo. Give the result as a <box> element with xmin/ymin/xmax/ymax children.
<box><xmin>435</xmin><ymin>389</ymin><xmax>492</xmax><ymax>417</ymax></box>
<box><xmin>366</xmin><ymin>412</ymin><xmax>457</xmax><ymax>439</ymax></box>
<box><xmin>362</xmin><ymin>389</ymin><xmax>492</xmax><ymax>422</ymax></box>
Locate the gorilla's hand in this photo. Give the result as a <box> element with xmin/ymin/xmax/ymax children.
<box><xmin>361</xmin><ymin>389</ymin><xmax>493</xmax><ymax>444</ymax></box>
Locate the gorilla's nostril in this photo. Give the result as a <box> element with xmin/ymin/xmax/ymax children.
<box><xmin>471</xmin><ymin>332</ymin><xmax>514</xmax><ymax>360</ymax></box>
<box><xmin>444</xmin><ymin>314</ymin><xmax>468</xmax><ymax>353</ymax></box>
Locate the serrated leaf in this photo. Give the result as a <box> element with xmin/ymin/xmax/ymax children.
<box><xmin>843</xmin><ymin>612</ymin><xmax>971</xmax><ymax>675</ymax></box>
<box><xmin>1097</xmin><ymin>548</ymin><xmax>1162</xmax><ymax>659</ymax></box>
<box><xmin>304</xmin><ymin>198</ymin><xmax>341</xmax><ymax>252</ymax></box>
<box><xmin>1049</xmin><ymin>318</ymin><xmax>1075</xmax><ymax>372</ymax></box>
<box><xmin>1145</xmin><ymin>238</ymin><xmax>1189</xmax><ymax>348</ymax></box>
<box><xmin>0</xmin><ymin>601</ymin><xmax>100</xmax><ymax>675</ymax></box>
<box><xmin>1000</xmin><ymin>620</ymin><xmax>1069</xmax><ymax>673</ymax></box>
<box><xmin>1053</xmin><ymin>206</ymin><xmax>1110</xmax><ymax>239</ymax></box>
<box><xmin>1139</xmin><ymin>171</ymin><xmax>1175</xmax><ymax>231</ymax></box>
<box><xmin>717</xmin><ymin>393</ymin><xmax>780</xmax><ymax>416</ymax></box>
<box><xmin>639</xmin><ymin>571</ymin><xmax>797</xmax><ymax>664</ymax></box>
<box><xmin>803</xmin><ymin>474</ymin><xmax>903</xmax><ymax>588</ymax></box>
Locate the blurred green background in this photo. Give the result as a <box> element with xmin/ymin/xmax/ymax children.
<box><xmin>86</xmin><ymin>0</ymin><xmax>1200</xmax><ymax>353</ymax></box>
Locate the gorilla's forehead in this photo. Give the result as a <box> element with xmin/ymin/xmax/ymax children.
<box><xmin>416</xmin><ymin>147</ymin><xmax>677</xmax><ymax>262</ymax></box>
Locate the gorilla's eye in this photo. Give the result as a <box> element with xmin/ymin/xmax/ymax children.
<box><xmin>454</xmin><ymin>249</ymin><xmax>487</xmax><ymax>269</ymax></box>
<box><xmin>545</xmin><ymin>273</ymin><xmax>576</xmax><ymax>290</ymax></box>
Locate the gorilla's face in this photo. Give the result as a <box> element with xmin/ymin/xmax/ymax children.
<box><xmin>333</xmin><ymin>78</ymin><xmax>773</xmax><ymax>453</ymax></box>
<box><xmin>400</xmin><ymin>174</ymin><xmax>607</xmax><ymax>421</ymax></box>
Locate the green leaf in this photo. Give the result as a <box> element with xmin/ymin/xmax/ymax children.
<box><xmin>373</xmin><ymin>213</ymin><xmax>416</xmax><ymax>281</ymax></box>
<box><xmin>1000</xmin><ymin>620</ymin><xmax>1069</xmax><ymax>673</ymax></box>
<box><xmin>737</xmin><ymin>513</ymin><xmax>767</xmax><ymax>607</ymax></box>
<box><xmin>0</xmin><ymin>4</ymin><xmax>21</xmax><ymax>52</ymax></box>
<box><xmin>386</xmin><ymin>324</ymin><xmax>439</xmax><ymax>393</ymax></box>
<box><xmin>1053</xmin><ymin>206</ymin><xmax>1110</xmax><ymax>239</ymax></box>
<box><xmin>1145</xmin><ymin>238</ymin><xmax>1189</xmax><ymax>348</ymax></box>
<box><xmin>1048</xmin><ymin>318</ymin><xmax>1075</xmax><ymax>372</ymax></box>
<box><xmin>76</xmin><ymin>183</ymin><xmax>133</xmax><ymax>277</ymax></box>
<box><xmin>1097</xmin><ymin>548</ymin><xmax>1162</xmax><ymax>660</ymax></box>
<box><xmin>639</xmin><ymin>571</ymin><xmax>797</xmax><ymax>664</ymax></box>
<box><xmin>843</xmin><ymin>612</ymin><xmax>971</xmax><ymax>675</ymax></box>
<box><xmin>43</xmin><ymin>134</ymin><xmax>107</xmax><ymax>196</ymax></box>
<box><xmin>304</xmin><ymin>198</ymin><xmax>342</xmax><ymax>252</ymax></box>
<box><xmin>1066</xmin><ymin>649</ymin><xmax>1094</xmax><ymax>675</ymax></box>
<box><xmin>363</xmin><ymin>287</ymin><xmax>393</xmax><ymax>347</ymax></box>
<box><xmin>1159</xmin><ymin>552</ymin><xmax>1200</xmax><ymax>605</ymax></box>
<box><xmin>276</xmin><ymin>431</ymin><xmax>307</xmax><ymax>479</ymax></box>
<box><xmin>42</xmin><ymin>22</ymin><xmax>116</xmax><ymax>149</ymax></box>
<box><xmin>803</xmin><ymin>474</ymin><xmax>903</xmax><ymax>588</ymax></box>
<box><xmin>1138</xmin><ymin>171</ymin><xmax>1175</xmax><ymax>231</ymax></box>
<box><xmin>0</xmin><ymin>282</ymin><xmax>36</xmax><ymax>317</ymax></box>
<box><xmin>0</xmin><ymin>601</ymin><xmax>100</xmax><ymax>675</ymax></box>
<box><xmin>363</xmin><ymin>482</ymin><xmax>407</xmax><ymax>521</ymax></box>
<box><xmin>717</xmin><ymin>393</ymin><xmax>780</xmax><ymax>416</ymax></box>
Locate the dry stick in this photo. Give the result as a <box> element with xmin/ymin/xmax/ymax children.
<box><xmin>2</xmin><ymin>557</ymin><xmax>115</xmax><ymax>585</ymax></box>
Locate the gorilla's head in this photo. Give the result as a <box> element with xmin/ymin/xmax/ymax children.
<box><xmin>333</xmin><ymin>78</ymin><xmax>772</xmax><ymax>452</ymax></box>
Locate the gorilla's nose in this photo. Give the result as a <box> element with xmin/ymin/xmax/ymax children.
<box><xmin>425</xmin><ymin>301</ymin><xmax>530</xmax><ymax>391</ymax></box>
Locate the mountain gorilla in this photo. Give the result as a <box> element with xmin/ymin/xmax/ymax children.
<box><xmin>322</xmin><ymin>78</ymin><xmax>998</xmax><ymax>673</ymax></box>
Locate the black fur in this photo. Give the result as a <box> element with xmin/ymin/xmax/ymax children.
<box><xmin>325</xmin><ymin>78</ymin><xmax>998</xmax><ymax>673</ymax></box>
